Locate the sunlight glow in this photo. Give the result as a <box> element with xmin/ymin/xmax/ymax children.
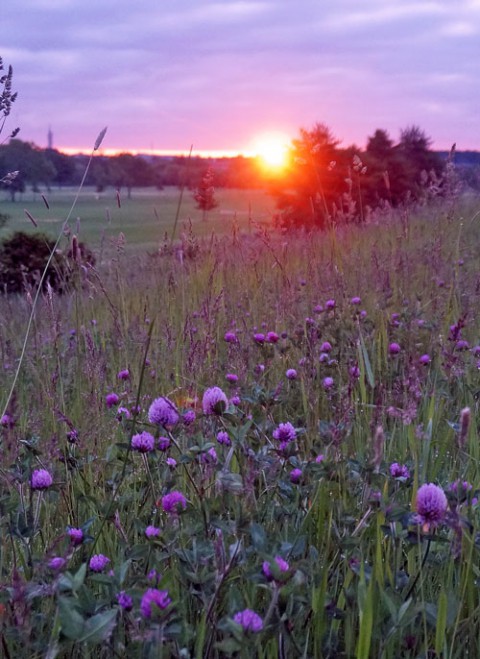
<box><xmin>250</xmin><ymin>133</ymin><xmax>290</xmax><ymax>170</ymax></box>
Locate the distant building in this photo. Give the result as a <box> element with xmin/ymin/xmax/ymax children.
<box><xmin>47</xmin><ymin>126</ymin><xmax>53</xmax><ymax>150</ymax></box>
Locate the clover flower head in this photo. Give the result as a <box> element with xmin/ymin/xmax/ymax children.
<box><xmin>202</xmin><ymin>387</ymin><xmax>228</xmax><ymax>415</ymax></box>
<box><xmin>89</xmin><ymin>554</ymin><xmax>110</xmax><ymax>572</ymax></box>
<box><xmin>273</xmin><ymin>422</ymin><xmax>296</xmax><ymax>443</ymax></box>
<box><xmin>31</xmin><ymin>469</ymin><xmax>53</xmax><ymax>491</ymax></box>
<box><xmin>140</xmin><ymin>588</ymin><xmax>171</xmax><ymax>618</ymax></box>
<box><xmin>415</xmin><ymin>483</ymin><xmax>448</xmax><ymax>531</ymax></box>
<box><xmin>148</xmin><ymin>397</ymin><xmax>179</xmax><ymax>427</ymax></box>
<box><xmin>233</xmin><ymin>609</ymin><xmax>263</xmax><ymax>632</ymax></box>
<box><xmin>131</xmin><ymin>431</ymin><xmax>155</xmax><ymax>453</ymax></box>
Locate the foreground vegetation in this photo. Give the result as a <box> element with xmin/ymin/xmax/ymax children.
<box><xmin>0</xmin><ymin>189</ymin><xmax>480</xmax><ymax>657</ymax></box>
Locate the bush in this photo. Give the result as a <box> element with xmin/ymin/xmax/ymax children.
<box><xmin>0</xmin><ymin>231</ymin><xmax>95</xmax><ymax>293</ymax></box>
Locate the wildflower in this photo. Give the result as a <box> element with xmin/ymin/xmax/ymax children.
<box><xmin>200</xmin><ymin>447</ymin><xmax>218</xmax><ymax>464</ymax></box>
<box><xmin>455</xmin><ymin>340</ymin><xmax>469</xmax><ymax>351</ymax></box>
<box><xmin>161</xmin><ymin>490</ymin><xmax>187</xmax><ymax>514</ymax></box>
<box><xmin>230</xmin><ymin>395</ymin><xmax>241</xmax><ymax>406</ymax></box>
<box><xmin>202</xmin><ymin>387</ymin><xmax>228</xmax><ymax>415</ymax></box>
<box><xmin>389</xmin><ymin>463</ymin><xmax>410</xmax><ymax>480</ymax></box>
<box><xmin>351</xmin><ymin>296</ymin><xmax>361</xmax><ymax>305</ymax></box>
<box><xmin>290</xmin><ymin>468</ymin><xmax>302</xmax><ymax>483</ymax></box>
<box><xmin>140</xmin><ymin>588</ymin><xmax>171</xmax><ymax>618</ymax></box>
<box><xmin>262</xmin><ymin>555</ymin><xmax>290</xmax><ymax>580</ymax></box>
<box><xmin>253</xmin><ymin>333</ymin><xmax>265</xmax><ymax>344</ymax></box>
<box><xmin>224</xmin><ymin>331</ymin><xmax>238</xmax><ymax>343</ymax></box>
<box><xmin>117</xmin><ymin>369</ymin><xmax>130</xmax><ymax>380</ymax></box>
<box><xmin>67</xmin><ymin>527</ymin><xmax>84</xmax><ymax>545</ymax></box>
<box><xmin>388</xmin><ymin>342</ymin><xmax>401</xmax><ymax>355</ymax></box>
<box><xmin>131</xmin><ymin>431</ymin><xmax>155</xmax><ymax>453</ymax></box>
<box><xmin>255</xmin><ymin>363</ymin><xmax>265</xmax><ymax>374</ymax></box>
<box><xmin>322</xmin><ymin>376</ymin><xmax>334</xmax><ymax>390</ymax></box>
<box><xmin>145</xmin><ymin>525</ymin><xmax>161</xmax><ymax>539</ymax></box>
<box><xmin>415</xmin><ymin>483</ymin><xmax>448</xmax><ymax>531</ymax></box>
<box><xmin>116</xmin><ymin>406</ymin><xmax>131</xmax><ymax>420</ymax></box>
<box><xmin>286</xmin><ymin>368</ymin><xmax>298</xmax><ymax>380</ymax></box>
<box><xmin>273</xmin><ymin>422</ymin><xmax>296</xmax><ymax>443</ymax></box>
<box><xmin>226</xmin><ymin>373</ymin><xmax>238</xmax><ymax>384</ymax></box>
<box><xmin>157</xmin><ymin>436</ymin><xmax>171</xmax><ymax>451</ymax></box>
<box><xmin>148</xmin><ymin>397</ymin><xmax>179</xmax><ymax>427</ymax></box>
<box><xmin>419</xmin><ymin>354</ymin><xmax>431</xmax><ymax>365</ymax></box>
<box><xmin>105</xmin><ymin>392</ymin><xmax>119</xmax><ymax>408</ymax></box>
<box><xmin>0</xmin><ymin>413</ymin><xmax>14</xmax><ymax>428</ymax></box>
<box><xmin>183</xmin><ymin>410</ymin><xmax>196</xmax><ymax>425</ymax></box>
<box><xmin>349</xmin><ymin>365</ymin><xmax>360</xmax><ymax>379</ymax></box>
<box><xmin>31</xmin><ymin>469</ymin><xmax>53</xmax><ymax>491</ymax></box>
<box><xmin>266</xmin><ymin>331</ymin><xmax>279</xmax><ymax>343</ymax></box>
<box><xmin>216</xmin><ymin>430</ymin><xmax>231</xmax><ymax>446</ymax></box>
<box><xmin>89</xmin><ymin>554</ymin><xmax>110</xmax><ymax>572</ymax></box>
<box><xmin>313</xmin><ymin>305</ymin><xmax>323</xmax><ymax>313</ymax></box>
<box><xmin>117</xmin><ymin>591</ymin><xmax>133</xmax><ymax>611</ymax></box>
<box><xmin>315</xmin><ymin>454</ymin><xmax>325</xmax><ymax>463</ymax></box>
<box><xmin>166</xmin><ymin>457</ymin><xmax>177</xmax><ymax>469</ymax></box>
<box><xmin>48</xmin><ymin>557</ymin><xmax>66</xmax><ymax>570</ymax></box>
<box><xmin>233</xmin><ymin>609</ymin><xmax>264</xmax><ymax>632</ymax></box>
<box><xmin>320</xmin><ymin>341</ymin><xmax>332</xmax><ymax>352</ymax></box>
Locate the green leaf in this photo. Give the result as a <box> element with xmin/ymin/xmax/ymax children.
<box><xmin>58</xmin><ymin>597</ymin><xmax>85</xmax><ymax>640</ymax></box>
<box><xmin>435</xmin><ymin>590</ymin><xmax>448</xmax><ymax>656</ymax></box>
<box><xmin>78</xmin><ymin>608</ymin><xmax>118</xmax><ymax>644</ymax></box>
<box><xmin>250</xmin><ymin>522</ymin><xmax>267</xmax><ymax>551</ymax></box>
<box><xmin>359</xmin><ymin>330</ymin><xmax>375</xmax><ymax>389</ymax></box>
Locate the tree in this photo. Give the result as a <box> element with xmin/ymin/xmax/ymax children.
<box><xmin>193</xmin><ymin>167</ymin><xmax>218</xmax><ymax>220</ymax></box>
<box><xmin>273</xmin><ymin>123</ymin><xmax>345</xmax><ymax>229</ymax></box>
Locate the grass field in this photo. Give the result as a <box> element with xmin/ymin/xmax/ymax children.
<box><xmin>2</xmin><ymin>186</ymin><xmax>480</xmax><ymax>657</ymax></box>
<box><xmin>0</xmin><ymin>186</ymin><xmax>276</xmax><ymax>255</ymax></box>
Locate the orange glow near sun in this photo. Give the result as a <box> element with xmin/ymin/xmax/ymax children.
<box><xmin>250</xmin><ymin>132</ymin><xmax>290</xmax><ymax>170</ymax></box>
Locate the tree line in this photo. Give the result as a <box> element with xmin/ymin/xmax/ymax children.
<box><xmin>1</xmin><ymin>125</ymin><xmax>479</xmax><ymax>228</ymax></box>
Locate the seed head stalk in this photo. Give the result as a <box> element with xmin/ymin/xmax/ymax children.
<box><xmin>0</xmin><ymin>127</ymin><xmax>108</xmax><ymax>428</ymax></box>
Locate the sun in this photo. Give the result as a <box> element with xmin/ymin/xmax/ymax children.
<box><xmin>251</xmin><ymin>133</ymin><xmax>290</xmax><ymax>170</ymax></box>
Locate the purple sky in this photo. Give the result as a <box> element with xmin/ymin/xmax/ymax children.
<box><xmin>3</xmin><ymin>0</ymin><xmax>479</xmax><ymax>154</ymax></box>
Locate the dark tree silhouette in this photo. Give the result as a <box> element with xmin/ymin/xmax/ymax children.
<box><xmin>193</xmin><ymin>167</ymin><xmax>218</xmax><ymax>220</ymax></box>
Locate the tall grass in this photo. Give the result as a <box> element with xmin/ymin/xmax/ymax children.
<box><xmin>0</xmin><ymin>190</ymin><xmax>480</xmax><ymax>657</ymax></box>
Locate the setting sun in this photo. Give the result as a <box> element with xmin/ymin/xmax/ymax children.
<box><xmin>250</xmin><ymin>133</ymin><xmax>290</xmax><ymax>170</ymax></box>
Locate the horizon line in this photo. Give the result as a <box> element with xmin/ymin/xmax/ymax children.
<box><xmin>58</xmin><ymin>146</ymin><xmax>259</xmax><ymax>159</ymax></box>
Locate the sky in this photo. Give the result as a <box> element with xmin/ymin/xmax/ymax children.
<box><xmin>2</xmin><ymin>0</ymin><xmax>480</xmax><ymax>155</ymax></box>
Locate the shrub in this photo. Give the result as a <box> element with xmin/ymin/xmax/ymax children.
<box><xmin>0</xmin><ymin>231</ymin><xmax>95</xmax><ymax>293</ymax></box>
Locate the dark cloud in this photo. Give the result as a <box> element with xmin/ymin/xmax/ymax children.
<box><xmin>2</xmin><ymin>0</ymin><xmax>479</xmax><ymax>151</ymax></box>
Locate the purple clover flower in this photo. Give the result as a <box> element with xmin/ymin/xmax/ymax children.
<box><xmin>117</xmin><ymin>591</ymin><xmax>133</xmax><ymax>611</ymax></box>
<box><xmin>286</xmin><ymin>368</ymin><xmax>298</xmax><ymax>380</ymax></box>
<box><xmin>320</xmin><ymin>341</ymin><xmax>332</xmax><ymax>353</ymax></box>
<box><xmin>224</xmin><ymin>331</ymin><xmax>238</xmax><ymax>343</ymax></box>
<box><xmin>68</xmin><ymin>527</ymin><xmax>84</xmax><ymax>545</ymax></box>
<box><xmin>290</xmin><ymin>468</ymin><xmax>302</xmax><ymax>484</ymax></box>
<box><xmin>202</xmin><ymin>387</ymin><xmax>228</xmax><ymax>415</ymax></box>
<box><xmin>183</xmin><ymin>409</ymin><xmax>196</xmax><ymax>425</ymax></box>
<box><xmin>389</xmin><ymin>463</ymin><xmax>410</xmax><ymax>480</ymax></box>
<box><xmin>351</xmin><ymin>296</ymin><xmax>361</xmax><ymax>305</ymax></box>
<box><xmin>140</xmin><ymin>588</ymin><xmax>171</xmax><ymax>618</ymax></box>
<box><xmin>89</xmin><ymin>554</ymin><xmax>110</xmax><ymax>572</ymax></box>
<box><xmin>253</xmin><ymin>333</ymin><xmax>265</xmax><ymax>344</ymax></box>
<box><xmin>148</xmin><ymin>397</ymin><xmax>179</xmax><ymax>427</ymax></box>
<box><xmin>31</xmin><ymin>469</ymin><xmax>53</xmax><ymax>491</ymax></box>
<box><xmin>106</xmin><ymin>392</ymin><xmax>119</xmax><ymax>409</ymax></box>
<box><xmin>216</xmin><ymin>431</ymin><xmax>231</xmax><ymax>446</ymax></box>
<box><xmin>419</xmin><ymin>354</ymin><xmax>431</xmax><ymax>365</ymax></box>
<box><xmin>158</xmin><ymin>436</ymin><xmax>171</xmax><ymax>451</ymax></box>
<box><xmin>262</xmin><ymin>555</ymin><xmax>290</xmax><ymax>580</ymax></box>
<box><xmin>388</xmin><ymin>342</ymin><xmax>401</xmax><ymax>355</ymax></box>
<box><xmin>131</xmin><ymin>431</ymin><xmax>155</xmax><ymax>453</ymax></box>
<box><xmin>322</xmin><ymin>376</ymin><xmax>334</xmax><ymax>390</ymax></box>
<box><xmin>233</xmin><ymin>609</ymin><xmax>264</xmax><ymax>632</ymax></box>
<box><xmin>415</xmin><ymin>483</ymin><xmax>448</xmax><ymax>531</ymax></box>
<box><xmin>325</xmin><ymin>299</ymin><xmax>336</xmax><ymax>310</ymax></box>
<box><xmin>117</xmin><ymin>369</ymin><xmax>130</xmax><ymax>380</ymax></box>
<box><xmin>145</xmin><ymin>525</ymin><xmax>161</xmax><ymax>539</ymax></box>
<box><xmin>273</xmin><ymin>422</ymin><xmax>296</xmax><ymax>443</ymax></box>
<box><xmin>266</xmin><ymin>331</ymin><xmax>279</xmax><ymax>343</ymax></box>
<box><xmin>166</xmin><ymin>457</ymin><xmax>177</xmax><ymax>469</ymax></box>
<box><xmin>226</xmin><ymin>373</ymin><xmax>238</xmax><ymax>384</ymax></box>
<box><xmin>48</xmin><ymin>557</ymin><xmax>66</xmax><ymax>570</ymax></box>
<box><xmin>161</xmin><ymin>490</ymin><xmax>187</xmax><ymax>514</ymax></box>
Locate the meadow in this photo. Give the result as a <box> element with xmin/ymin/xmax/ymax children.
<box><xmin>1</xmin><ymin>181</ymin><xmax>480</xmax><ymax>658</ymax></box>
<box><xmin>0</xmin><ymin>186</ymin><xmax>275</xmax><ymax>254</ymax></box>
